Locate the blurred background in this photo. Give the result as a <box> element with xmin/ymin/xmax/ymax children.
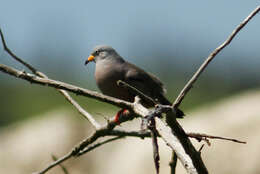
<box><xmin>0</xmin><ymin>1</ymin><xmax>259</xmax><ymax>174</ymax></box>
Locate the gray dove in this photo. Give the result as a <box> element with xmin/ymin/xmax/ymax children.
<box><xmin>85</xmin><ymin>45</ymin><xmax>184</xmax><ymax>122</ymax></box>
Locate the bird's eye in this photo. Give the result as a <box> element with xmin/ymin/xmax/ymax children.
<box><xmin>95</xmin><ymin>50</ymin><xmax>102</xmax><ymax>55</ymax></box>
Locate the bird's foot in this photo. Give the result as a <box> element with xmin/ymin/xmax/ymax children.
<box><xmin>114</xmin><ymin>109</ymin><xmax>129</xmax><ymax>125</ymax></box>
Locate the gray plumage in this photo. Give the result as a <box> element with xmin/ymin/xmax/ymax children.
<box><xmin>85</xmin><ymin>45</ymin><xmax>184</xmax><ymax>118</ymax></box>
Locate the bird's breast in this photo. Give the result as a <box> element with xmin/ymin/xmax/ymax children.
<box><xmin>95</xmin><ymin>62</ymin><xmax>128</xmax><ymax>100</ymax></box>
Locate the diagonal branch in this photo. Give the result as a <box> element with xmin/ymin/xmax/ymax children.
<box><xmin>34</xmin><ymin>152</ymin><xmax>72</xmax><ymax>174</ymax></box>
<box><xmin>60</xmin><ymin>90</ymin><xmax>101</xmax><ymax>129</ymax></box>
<box><xmin>107</xmin><ymin>129</ymin><xmax>246</xmax><ymax>144</ymax></box>
<box><xmin>0</xmin><ymin>63</ymin><xmax>132</xmax><ymax>109</ymax></box>
<box><xmin>0</xmin><ymin>28</ymin><xmax>38</xmax><ymax>74</ymax></box>
<box><xmin>172</xmin><ymin>6</ymin><xmax>260</xmax><ymax>108</ymax></box>
<box><xmin>51</xmin><ymin>155</ymin><xmax>69</xmax><ymax>174</ymax></box>
<box><xmin>187</xmin><ymin>132</ymin><xmax>246</xmax><ymax>144</ymax></box>
<box><xmin>117</xmin><ymin>80</ymin><xmax>157</xmax><ymax>106</ymax></box>
<box><xmin>76</xmin><ymin>136</ymin><xmax>124</xmax><ymax>156</ymax></box>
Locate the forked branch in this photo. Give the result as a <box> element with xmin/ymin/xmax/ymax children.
<box><xmin>173</xmin><ymin>6</ymin><xmax>260</xmax><ymax>109</ymax></box>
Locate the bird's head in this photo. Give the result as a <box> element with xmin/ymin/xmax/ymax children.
<box><xmin>85</xmin><ymin>45</ymin><xmax>119</xmax><ymax>65</ymax></box>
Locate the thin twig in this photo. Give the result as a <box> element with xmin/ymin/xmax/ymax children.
<box><xmin>76</xmin><ymin>136</ymin><xmax>124</xmax><ymax>156</ymax></box>
<box><xmin>61</xmin><ymin>91</ymin><xmax>101</xmax><ymax>129</ymax></box>
<box><xmin>173</xmin><ymin>6</ymin><xmax>260</xmax><ymax>108</ymax></box>
<box><xmin>51</xmin><ymin>155</ymin><xmax>69</xmax><ymax>174</ymax></box>
<box><xmin>34</xmin><ymin>152</ymin><xmax>72</xmax><ymax>174</ymax></box>
<box><xmin>108</xmin><ymin>130</ymin><xmax>247</xmax><ymax>145</ymax></box>
<box><xmin>187</xmin><ymin>132</ymin><xmax>246</xmax><ymax>144</ymax></box>
<box><xmin>117</xmin><ymin>80</ymin><xmax>157</xmax><ymax>106</ymax></box>
<box><xmin>0</xmin><ymin>28</ymin><xmax>38</xmax><ymax>74</ymax></box>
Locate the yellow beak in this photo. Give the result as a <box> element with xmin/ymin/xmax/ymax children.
<box><xmin>85</xmin><ymin>55</ymin><xmax>95</xmax><ymax>65</ymax></box>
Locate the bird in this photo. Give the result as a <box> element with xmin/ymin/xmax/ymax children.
<box><xmin>85</xmin><ymin>45</ymin><xmax>184</xmax><ymax>123</ymax></box>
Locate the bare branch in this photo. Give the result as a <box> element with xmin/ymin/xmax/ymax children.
<box><xmin>173</xmin><ymin>6</ymin><xmax>260</xmax><ymax>108</ymax></box>
<box><xmin>0</xmin><ymin>64</ymin><xmax>132</xmax><ymax>109</ymax></box>
<box><xmin>108</xmin><ymin>130</ymin><xmax>246</xmax><ymax>145</ymax></box>
<box><xmin>61</xmin><ymin>91</ymin><xmax>101</xmax><ymax>129</ymax></box>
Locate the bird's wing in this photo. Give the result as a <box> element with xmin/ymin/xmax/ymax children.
<box><xmin>122</xmin><ymin>62</ymin><xmax>184</xmax><ymax>118</ymax></box>
<box><xmin>123</xmin><ymin>62</ymin><xmax>166</xmax><ymax>95</ymax></box>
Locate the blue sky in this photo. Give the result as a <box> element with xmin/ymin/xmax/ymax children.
<box><xmin>0</xmin><ymin>1</ymin><xmax>259</xmax><ymax>87</ymax></box>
